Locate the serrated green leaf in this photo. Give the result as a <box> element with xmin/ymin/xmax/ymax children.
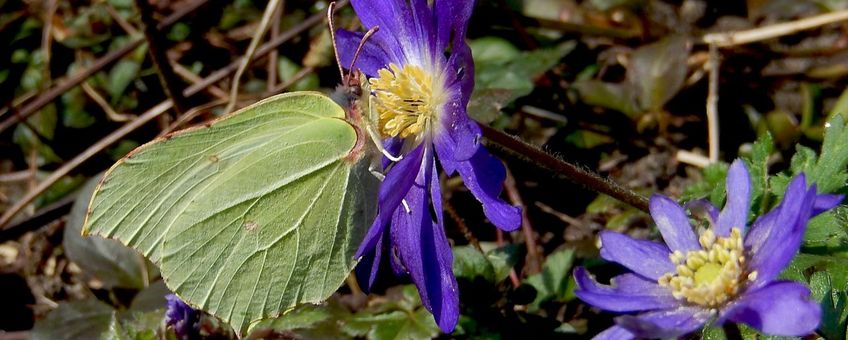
<box><xmin>746</xmin><ymin>133</ymin><xmax>773</xmax><ymax>215</ymax></box>
<box><xmin>803</xmin><ymin>206</ymin><xmax>848</xmax><ymax>251</ymax></box>
<box><xmin>83</xmin><ymin>92</ymin><xmax>379</xmax><ymax>334</ymax></box>
<box><xmin>810</xmin><ymin>271</ymin><xmax>848</xmax><ymax>340</ymax></box>
<box><xmin>682</xmin><ymin>163</ymin><xmax>728</xmax><ymax>205</ymax></box>
<box><xmin>812</xmin><ymin>115</ymin><xmax>848</xmax><ymax>193</ymax></box>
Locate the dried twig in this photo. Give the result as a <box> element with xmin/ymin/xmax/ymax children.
<box><xmin>702</xmin><ymin>9</ymin><xmax>848</xmax><ymax>47</ymax></box>
<box><xmin>445</xmin><ymin>200</ymin><xmax>483</xmax><ymax>253</ymax></box>
<box><xmin>81</xmin><ymin>82</ymin><xmax>135</xmax><ymax>122</ymax></box>
<box><xmin>224</xmin><ymin>0</ymin><xmax>283</xmax><ymax>113</ymax></box>
<box><xmin>267</xmin><ymin>0</ymin><xmax>284</xmax><ymax>92</ymax></box>
<box><xmin>481</xmin><ymin>125</ymin><xmax>650</xmax><ymax>212</ymax></box>
<box><xmin>503</xmin><ymin>168</ymin><xmax>541</xmax><ymax>275</ymax></box>
<box><xmin>0</xmin><ymin>100</ymin><xmax>175</xmax><ymax>229</ymax></box>
<box><xmin>706</xmin><ymin>44</ymin><xmax>720</xmax><ymax>163</ymax></box>
<box><xmin>105</xmin><ymin>3</ymin><xmax>140</xmax><ymax>36</ymax></box>
<box><xmin>0</xmin><ymin>0</ymin><xmax>208</xmax><ymax>134</ymax></box>
<box><xmin>172</xmin><ymin>63</ymin><xmax>229</xmax><ymax>100</ymax></box>
<box><xmin>134</xmin><ymin>0</ymin><xmax>188</xmax><ymax>113</ymax></box>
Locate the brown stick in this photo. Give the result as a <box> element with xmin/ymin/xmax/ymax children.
<box><xmin>134</xmin><ymin>0</ymin><xmax>188</xmax><ymax>113</ymax></box>
<box><xmin>503</xmin><ymin>168</ymin><xmax>541</xmax><ymax>275</ymax></box>
<box><xmin>0</xmin><ymin>0</ymin><xmax>208</xmax><ymax>133</ymax></box>
<box><xmin>480</xmin><ymin>125</ymin><xmax>650</xmax><ymax>212</ymax></box>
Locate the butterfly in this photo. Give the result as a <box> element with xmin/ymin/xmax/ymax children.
<box><xmin>82</xmin><ymin>2</ymin><xmax>387</xmax><ymax>334</ymax></box>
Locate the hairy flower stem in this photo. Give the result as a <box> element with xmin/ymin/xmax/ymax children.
<box><xmin>480</xmin><ymin>125</ymin><xmax>650</xmax><ymax>213</ymax></box>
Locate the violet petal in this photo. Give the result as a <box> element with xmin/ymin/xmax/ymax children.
<box><xmin>720</xmin><ymin>281</ymin><xmax>820</xmax><ymax>337</ymax></box>
<box><xmin>335</xmin><ymin>29</ymin><xmax>391</xmax><ymax>77</ymax></box>
<box><xmin>454</xmin><ymin>147</ymin><xmax>521</xmax><ymax>231</ymax></box>
<box><xmin>649</xmin><ymin>195</ymin><xmax>700</xmax><ymax>253</ymax></box>
<box><xmin>716</xmin><ymin>159</ymin><xmax>751</xmax><ymax>236</ymax></box>
<box><xmin>390</xmin><ymin>146</ymin><xmax>459</xmax><ymax>332</ymax></box>
<box><xmin>573</xmin><ymin>267</ymin><xmax>679</xmax><ymax>312</ymax></box>
<box><xmin>355</xmin><ymin>144</ymin><xmax>425</xmax><ymax>258</ymax></box>
<box><xmin>615</xmin><ymin>306</ymin><xmax>709</xmax><ymax>339</ymax></box>
<box><xmin>599</xmin><ymin>231</ymin><xmax>675</xmax><ymax>280</ymax></box>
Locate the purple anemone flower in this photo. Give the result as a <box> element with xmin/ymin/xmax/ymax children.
<box><xmin>336</xmin><ymin>0</ymin><xmax>521</xmax><ymax>332</ymax></box>
<box><xmin>574</xmin><ymin>160</ymin><xmax>843</xmax><ymax>339</ymax></box>
<box><xmin>165</xmin><ymin>294</ymin><xmax>200</xmax><ymax>340</ymax></box>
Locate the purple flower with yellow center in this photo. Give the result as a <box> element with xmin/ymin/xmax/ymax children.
<box><xmin>335</xmin><ymin>0</ymin><xmax>521</xmax><ymax>332</ymax></box>
<box><xmin>165</xmin><ymin>294</ymin><xmax>200</xmax><ymax>340</ymax></box>
<box><xmin>575</xmin><ymin>160</ymin><xmax>843</xmax><ymax>339</ymax></box>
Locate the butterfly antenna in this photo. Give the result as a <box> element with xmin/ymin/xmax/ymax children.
<box><xmin>327</xmin><ymin>2</ymin><xmax>346</xmax><ymax>83</ymax></box>
<box><xmin>348</xmin><ymin>26</ymin><xmax>379</xmax><ymax>74</ymax></box>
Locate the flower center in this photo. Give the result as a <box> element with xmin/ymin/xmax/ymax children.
<box><xmin>658</xmin><ymin>228</ymin><xmax>757</xmax><ymax>308</ymax></box>
<box><xmin>369</xmin><ymin>63</ymin><xmax>444</xmax><ymax>139</ymax></box>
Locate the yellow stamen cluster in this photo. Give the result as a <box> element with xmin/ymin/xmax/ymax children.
<box><xmin>658</xmin><ymin>228</ymin><xmax>757</xmax><ymax>308</ymax></box>
<box><xmin>369</xmin><ymin>63</ymin><xmax>444</xmax><ymax>139</ymax></box>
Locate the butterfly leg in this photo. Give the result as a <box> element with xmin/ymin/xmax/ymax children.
<box><xmin>367</xmin><ymin>163</ymin><xmax>412</xmax><ymax>214</ymax></box>
<box><xmin>366</xmin><ymin>94</ymin><xmax>403</xmax><ymax>162</ymax></box>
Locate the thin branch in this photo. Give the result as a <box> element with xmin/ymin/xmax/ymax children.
<box><xmin>445</xmin><ymin>200</ymin><xmax>483</xmax><ymax>253</ymax></box>
<box><xmin>81</xmin><ymin>82</ymin><xmax>135</xmax><ymax>122</ymax></box>
<box><xmin>0</xmin><ymin>0</ymin><xmax>208</xmax><ymax>134</ymax></box>
<box><xmin>0</xmin><ymin>100</ymin><xmax>174</xmax><ymax>229</ymax></box>
<box><xmin>105</xmin><ymin>3</ymin><xmax>140</xmax><ymax>36</ymax></box>
<box><xmin>224</xmin><ymin>0</ymin><xmax>283</xmax><ymax>113</ymax></box>
<box><xmin>180</xmin><ymin>0</ymin><xmax>347</xmax><ymax>98</ymax></box>
<box><xmin>503</xmin><ymin>168</ymin><xmax>541</xmax><ymax>275</ymax></box>
<box><xmin>134</xmin><ymin>0</ymin><xmax>188</xmax><ymax>113</ymax></box>
<box><xmin>267</xmin><ymin>0</ymin><xmax>284</xmax><ymax>92</ymax></box>
<box><xmin>702</xmin><ymin>9</ymin><xmax>848</xmax><ymax>47</ymax></box>
<box><xmin>480</xmin><ymin>125</ymin><xmax>650</xmax><ymax>213</ymax></box>
<box><xmin>706</xmin><ymin>44</ymin><xmax>720</xmax><ymax>163</ymax></box>
<box><xmin>172</xmin><ymin>63</ymin><xmax>229</xmax><ymax>99</ymax></box>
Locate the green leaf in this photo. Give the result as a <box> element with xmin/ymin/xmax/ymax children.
<box><xmin>682</xmin><ymin>162</ymin><xmax>728</xmax><ymax>205</ymax></box>
<box><xmin>524</xmin><ymin>248</ymin><xmax>576</xmax><ymax>308</ymax></box>
<box><xmin>572</xmin><ymin>80</ymin><xmax>640</xmax><ymax>117</ymax></box>
<box><xmin>468</xmin><ymin>39</ymin><xmax>576</xmax><ymax>123</ymax></box>
<box><xmin>811</xmin><ymin>114</ymin><xmax>848</xmax><ymax>193</ymax></box>
<box><xmin>803</xmin><ymin>205</ymin><xmax>848</xmax><ymax>251</ymax></box>
<box><xmin>104</xmin><ymin>309</ymin><xmax>165</xmax><ymax>340</ymax></box>
<box><xmin>83</xmin><ymin>92</ymin><xmax>379</xmax><ymax>334</ymax></box>
<box><xmin>628</xmin><ymin>35</ymin><xmax>690</xmax><ymax>112</ymax></box>
<box><xmin>108</xmin><ymin>60</ymin><xmax>140</xmax><ymax>101</ymax></box>
<box><xmin>453</xmin><ymin>246</ymin><xmax>496</xmax><ymax>282</ymax></box>
<box><xmin>32</xmin><ymin>299</ymin><xmax>115</xmax><ymax>340</ymax></box>
<box><xmin>486</xmin><ymin>245</ymin><xmax>519</xmax><ymax>283</ymax></box>
<box><xmin>746</xmin><ymin>133</ymin><xmax>773</xmax><ymax>215</ymax></box>
<box><xmin>342</xmin><ymin>285</ymin><xmax>440</xmax><ymax>340</ymax></box>
<box><xmin>469</xmin><ymin>37</ymin><xmax>521</xmax><ymax>65</ymax></box>
<box><xmin>130</xmin><ymin>280</ymin><xmax>170</xmax><ymax>312</ymax></box>
<box><xmin>810</xmin><ymin>271</ymin><xmax>848</xmax><ymax>340</ymax></box>
<box><xmin>64</xmin><ymin>175</ymin><xmax>147</xmax><ymax>289</ymax></box>
<box><xmin>828</xmin><ymin>87</ymin><xmax>848</xmax><ymax>121</ymax></box>
<box><xmin>277</xmin><ymin>57</ymin><xmax>320</xmax><ymax>91</ymax></box>
<box><xmin>701</xmin><ymin>325</ymin><xmax>728</xmax><ymax>340</ymax></box>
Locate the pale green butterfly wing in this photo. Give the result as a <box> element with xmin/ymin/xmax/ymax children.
<box><xmin>83</xmin><ymin>91</ymin><xmax>378</xmax><ymax>334</ymax></box>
